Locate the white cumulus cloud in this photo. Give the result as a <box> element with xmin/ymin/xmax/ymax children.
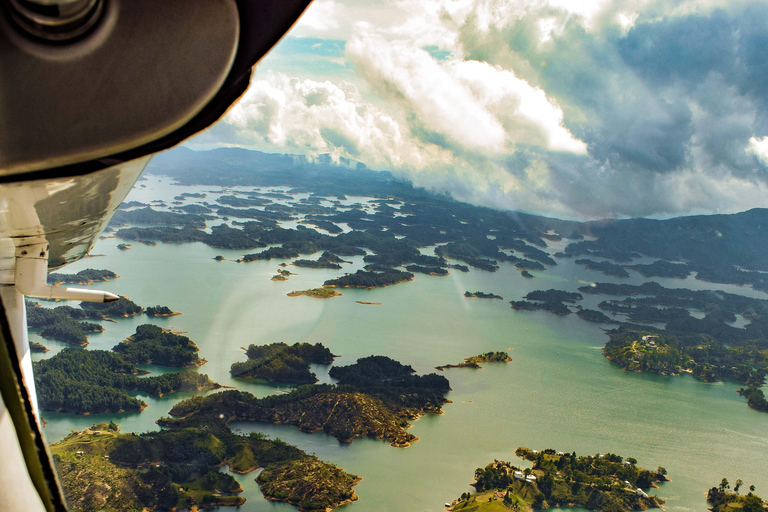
<box><xmin>215</xmin><ymin>72</ymin><xmax>452</xmax><ymax>170</ymax></box>
<box><xmin>748</xmin><ymin>136</ymin><xmax>768</xmax><ymax>166</ymax></box>
<box><xmin>346</xmin><ymin>33</ymin><xmax>586</xmax><ymax>155</ymax></box>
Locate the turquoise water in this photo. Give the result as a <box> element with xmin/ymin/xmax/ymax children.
<box><xmin>34</xmin><ymin>175</ymin><xmax>768</xmax><ymax>512</ymax></box>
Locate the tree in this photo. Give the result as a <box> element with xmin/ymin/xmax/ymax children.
<box><xmin>719</xmin><ymin>478</ymin><xmax>730</xmax><ymax>492</ymax></box>
<box><xmin>626</xmin><ymin>457</ymin><xmax>638</xmax><ymax>466</ymax></box>
<box><xmin>735</xmin><ymin>479</ymin><xmax>743</xmax><ymax>494</ymax></box>
<box><xmin>749</xmin><ymin>485</ymin><xmax>756</xmax><ymax>494</ymax></box>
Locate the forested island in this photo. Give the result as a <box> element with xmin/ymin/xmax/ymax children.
<box><xmin>510</xmin><ymin>289</ymin><xmax>584</xmax><ymax>316</ymax></box>
<box><xmin>230</xmin><ymin>342</ymin><xmax>335</xmax><ymax>383</ymax></box>
<box><xmin>27</xmin><ymin>302</ymin><xmax>104</xmax><ymax>346</ymax></box>
<box><xmin>293</xmin><ymin>251</ymin><xmax>348</xmax><ymax>269</ymax></box>
<box><xmin>707</xmin><ymin>478</ymin><xmax>766</xmax><ymax>512</ymax></box>
<box><xmin>287</xmin><ymin>288</ymin><xmax>342</xmax><ymax>298</ymax></box>
<box><xmin>33</xmin><ymin>348</ymin><xmax>219</xmax><ymax>414</ymax></box>
<box><xmin>80</xmin><ymin>296</ymin><xmax>144</xmax><ymax>317</ymax></box>
<box><xmin>48</xmin><ymin>268</ymin><xmax>118</xmax><ymax>285</ymax></box>
<box><xmin>167</xmin><ymin>355</ymin><xmax>450</xmax><ymax>446</ymax></box>
<box><xmin>574</xmin><ymin>259</ymin><xmax>630</xmax><ymax>278</ymax></box>
<box><xmin>436</xmin><ymin>351</ymin><xmax>512</xmax><ymax>370</ymax></box>
<box><xmin>113</xmin><ymin>324</ymin><xmax>205</xmax><ymax>367</ymax></box>
<box><xmin>577</xmin><ymin>308</ymin><xmax>614</xmax><ymax>323</ymax></box>
<box><xmin>405</xmin><ymin>264</ymin><xmax>449</xmax><ymax>275</ymax></box>
<box><xmin>465</xmin><ymin>291</ymin><xmax>503</xmax><ymax>300</ymax></box>
<box><xmin>450</xmin><ymin>448</ymin><xmax>666</xmax><ymax>512</ymax></box>
<box><xmin>51</xmin><ymin>422</ymin><xmax>359</xmax><ymax>512</ymax></box>
<box><xmin>30</xmin><ymin>341</ymin><xmax>48</xmax><ymax>352</ymax></box>
<box><xmin>145</xmin><ymin>305</ymin><xmax>179</xmax><ymax>317</ymax></box>
<box><xmin>323</xmin><ymin>269</ymin><xmax>413</xmax><ymax>288</ymax></box>
<box><xmin>601</xmin><ymin>327</ymin><xmax>768</xmax><ymax>384</ymax></box>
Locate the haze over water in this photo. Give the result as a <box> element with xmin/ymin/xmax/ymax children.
<box><xmin>34</xmin><ymin>174</ymin><xmax>768</xmax><ymax>512</ymax></box>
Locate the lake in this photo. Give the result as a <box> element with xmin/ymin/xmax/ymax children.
<box><xmin>34</xmin><ymin>174</ymin><xmax>768</xmax><ymax>512</ymax></box>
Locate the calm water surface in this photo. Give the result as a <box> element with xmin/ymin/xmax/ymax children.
<box><xmin>34</xmin><ymin>175</ymin><xmax>768</xmax><ymax>512</ymax></box>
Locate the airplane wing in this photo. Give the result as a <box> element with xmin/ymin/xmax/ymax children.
<box><xmin>0</xmin><ymin>1</ymin><xmax>312</xmax><ymax>510</ymax></box>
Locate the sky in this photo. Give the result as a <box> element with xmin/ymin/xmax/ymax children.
<box><xmin>190</xmin><ymin>0</ymin><xmax>768</xmax><ymax>220</ymax></box>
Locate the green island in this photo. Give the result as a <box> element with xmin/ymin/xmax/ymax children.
<box><xmin>293</xmin><ymin>259</ymin><xmax>342</xmax><ymax>269</ymax></box>
<box><xmin>405</xmin><ymin>264</ymin><xmax>449</xmax><ymax>275</ymax></box>
<box><xmin>707</xmin><ymin>478</ymin><xmax>767</xmax><ymax>512</ymax></box>
<box><xmin>144</xmin><ymin>305</ymin><xmax>180</xmax><ymax>317</ymax></box>
<box><xmin>217</xmin><ymin>193</ymin><xmax>272</xmax><ymax>207</ymax></box>
<box><xmin>450</xmin><ymin>448</ymin><xmax>666</xmax><ymax>512</ymax></box>
<box><xmin>465</xmin><ymin>291</ymin><xmax>504</xmax><ymax>300</ymax></box>
<box><xmin>80</xmin><ymin>296</ymin><xmax>143</xmax><ymax>317</ymax></box>
<box><xmin>603</xmin><ymin>327</ymin><xmax>768</xmax><ymax>412</ymax></box>
<box><xmin>301</xmin><ymin>219</ymin><xmax>344</xmax><ymax>233</ymax></box>
<box><xmin>576</xmin><ymin>308</ymin><xmax>614</xmax><ymax>323</ymax></box>
<box><xmin>48</xmin><ymin>268</ymin><xmax>119</xmax><ymax>285</ymax></box>
<box><xmin>526</xmin><ymin>290</ymin><xmax>583</xmax><ymax>303</ymax></box>
<box><xmin>113</xmin><ymin>324</ymin><xmax>205</xmax><ymax>367</ymax></box>
<box><xmin>323</xmin><ymin>269</ymin><xmax>414</xmax><ymax>288</ymax></box>
<box><xmin>39</xmin><ymin>316</ymin><xmax>103</xmax><ymax>346</ymax></box>
<box><xmin>436</xmin><ymin>351</ymin><xmax>512</xmax><ymax>370</ymax></box>
<box><xmin>29</xmin><ymin>341</ymin><xmax>49</xmax><ymax>352</ymax></box>
<box><xmin>293</xmin><ymin>251</ymin><xmax>347</xmax><ymax>269</ymax></box>
<box><xmin>116</xmin><ymin>224</ymin><xmax>267</xmax><ymax>250</ymax></box>
<box><xmin>520</xmin><ymin>270</ymin><xmax>534</xmax><ymax>278</ymax></box>
<box><xmin>110</xmin><ymin>206</ymin><xmax>207</xmax><ymax>228</ymax></box>
<box><xmin>603</xmin><ymin>327</ymin><xmax>768</xmax><ymax>384</ymax></box>
<box><xmin>271</xmin><ymin>268</ymin><xmax>293</xmax><ymax>281</ymax></box>
<box><xmin>230</xmin><ymin>342</ymin><xmax>335</xmax><ymax>383</ymax></box>
<box><xmin>510</xmin><ymin>290</ymin><xmax>584</xmax><ymax>316</ymax></box>
<box><xmin>574</xmin><ymin>259</ymin><xmax>630</xmax><ymax>278</ymax></box>
<box><xmin>51</xmin><ymin>421</ymin><xmax>359</xmax><ymax>512</ymax></box>
<box><xmin>33</xmin><ymin>348</ymin><xmax>220</xmax><ymax>414</ymax></box>
<box><xmin>116</xmin><ymin>243</ymin><xmax>130</xmax><ymax>250</ymax></box>
<box><xmin>27</xmin><ymin>302</ymin><xmax>104</xmax><ymax>346</ymax></box>
<box><xmin>287</xmin><ymin>288</ymin><xmax>342</xmax><ymax>298</ymax></box>
<box><xmin>166</xmin><ymin>355</ymin><xmax>450</xmax><ymax>446</ymax></box>
<box><xmin>510</xmin><ymin>300</ymin><xmax>570</xmax><ymax>315</ymax></box>
<box><xmin>626</xmin><ymin>260</ymin><xmax>690</xmax><ymax>278</ymax></box>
